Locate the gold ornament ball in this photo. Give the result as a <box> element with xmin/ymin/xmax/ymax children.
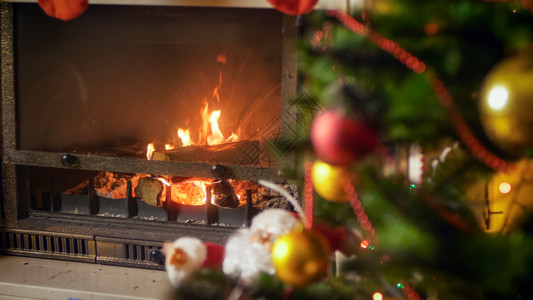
<box><xmin>479</xmin><ymin>52</ymin><xmax>533</xmax><ymax>156</ymax></box>
<box><xmin>466</xmin><ymin>159</ymin><xmax>533</xmax><ymax>233</ymax></box>
<box><xmin>312</xmin><ymin>160</ymin><xmax>352</xmax><ymax>202</ymax></box>
<box><xmin>271</xmin><ymin>226</ymin><xmax>332</xmax><ymax>287</ymax></box>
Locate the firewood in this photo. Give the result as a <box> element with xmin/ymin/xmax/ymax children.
<box><xmin>152</xmin><ymin>140</ymin><xmax>260</xmax><ymax>165</ymax></box>
<box><xmin>134</xmin><ymin>177</ymin><xmax>164</xmax><ymax>207</ymax></box>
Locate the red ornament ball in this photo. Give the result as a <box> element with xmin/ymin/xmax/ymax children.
<box><xmin>38</xmin><ymin>0</ymin><xmax>88</xmax><ymax>21</ymax></box>
<box><xmin>311</xmin><ymin>109</ymin><xmax>379</xmax><ymax>166</ymax></box>
<box><xmin>267</xmin><ymin>0</ymin><xmax>318</xmax><ymax>16</ymax></box>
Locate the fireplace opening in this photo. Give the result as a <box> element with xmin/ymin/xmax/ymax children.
<box><xmin>16</xmin><ymin>3</ymin><xmax>283</xmax><ymax>166</ymax></box>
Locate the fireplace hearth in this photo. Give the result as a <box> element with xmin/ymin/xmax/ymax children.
<box><xmin>0</xmin><ymin>1</ymin><xmax>298</xmax><ymax>270</ymax></box>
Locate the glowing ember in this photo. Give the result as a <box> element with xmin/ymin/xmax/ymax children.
<box><xmin>171</xmin><ymin>180</ymin><xmax>209</xmax><ymax>206</ymax></box>
<box><xmin>167</xmin><ymin>178</ymin><xmax>250</xmax><ymax>207</ymax></box>
<box><xmin>217</xmin><ymin>54</ymin><xmax>227</xmax><ymax>64</ymax></box>
<box><xmin>165</xmin><ymin>144</ymin><xmax>174</xmax><ymax>150</ymax></box>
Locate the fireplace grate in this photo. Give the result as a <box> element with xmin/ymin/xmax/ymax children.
<box><xmin>0</xmin><ymin>228</ymin><xmax>166</xmax><ymax>269</ymax></box>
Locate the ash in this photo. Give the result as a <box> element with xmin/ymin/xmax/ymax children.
<box><xmin>97</xmin><ymin>213</ymin><xmax>127</xmax><ymax>218</ymax></box>
<box><xmin>254</xmin><ymin>183</ymin><xmax>298</xmax><ymax>211</ymax></box>
<box><xmin>64</xmin><ymin>171</ymin><xmax>142</xmax><ymax>199</ymax></box>
<box><xmin>132</xmin><ymin>216</ymin><xmax>165</xmax><ymax>221</ymax></box>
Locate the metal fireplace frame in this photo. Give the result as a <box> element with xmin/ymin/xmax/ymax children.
<box><xmin>0</xmin><ymin>2</ymin><xmax>298</xmax><ymax>269</ymax></box>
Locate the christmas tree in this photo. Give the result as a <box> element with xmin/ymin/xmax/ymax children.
<box><xmin>162</xmin><ymin>1</ymin><xmax>533</xmax><ymax>299</ymax></box>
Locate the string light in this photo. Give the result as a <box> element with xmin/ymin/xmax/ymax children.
<box><xmin>499</xmin><ymin>182</ymin><xmax>511</xmax><ymax>194</ymax></box>
<box><xmin>397</xmin><ymin>283</ymin><xmax>404</xmax><ymax>289</ymax></box>
<box><xmin>360</xmin><ymin>240</ymin><xmax>369</xmax><ymax>249</ymax></box>
<box><xmin>326</xmin><ymin>9</ymin><xmax>513</xmax><ymax>172</ymax></box>
<box><xmin>372</xmin><ymin>292</ymin><xmax>384</xmax><ymax>300</ymax></box>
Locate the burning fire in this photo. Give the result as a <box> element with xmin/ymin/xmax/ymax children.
<box><xmin>144</xmin><ymin>54</ymin><xmax>241</xmax><ymax>206</ymax></box>
<box><xmin>192</xmin><ymin>100</ymin><xmax>238</xmax><ymax>147</ymax></box>
<box><xmin>173</xmin><ymin>53</ymin><xmax>238</xmax><ymax>148</ymax></box>
<box><xmin>146</xmin><ymin>53</ymin><xmax>239</xmax><ymax>161</ymax></box>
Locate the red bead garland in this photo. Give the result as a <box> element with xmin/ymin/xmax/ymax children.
<box><xmin>304</xmin><ymin>161</ymin><xmax>315</xmax><ymax>229</ymax></box>
<box><xmin>400</xmin><ymin>281</ymin><xmax>422</xmax><ymax>300</ymax></box>
<box><xmin>326</xmin><ymin>10</ymin><xmax>513</xmax><ymax>172</ymax></box>
<box><xmin>344</xmin><ymin>175</ymin><xmax>377</xmax><ymax>244</ymax></box>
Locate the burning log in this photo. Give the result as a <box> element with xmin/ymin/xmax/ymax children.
<box><xmin>134</xmin><ymin>177</ymin><xmax>164</xmax><ymax>207</ymax></box>
<box><xmin>152</xmin><ymin>140</ymin><xmax>260</xmax><ymax>165</ymax></box>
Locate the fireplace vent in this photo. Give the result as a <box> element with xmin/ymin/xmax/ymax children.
<box><xmin>0</xmin><ymin>229</ymin><xmax>165</xmax><ymax>269</ymax></box>
<box><xmin>0</xmin><ymin>228</ymin><xmax>95</xmax><ymax>263</ymax></box>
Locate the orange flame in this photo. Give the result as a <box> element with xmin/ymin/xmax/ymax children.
<box><xmin>146</xmin><ymin>143</ymin><xmax>155</xmax><ymax>160</ymax></box>
<box><xmin>213</xmin><ymin>54</ymin><xmax>226</xmax><ymax>103</ymax></box>
<box><xmin>176</xmin><ymin>102</ymin><xmax>238</xmax><ymax>147</ymax></box>
<box><xmin>226</xmin><ymin>132</ymin><xmax>239</xmax><ymax>143</ymax></box>
<box><xmin>200</xmin><ymin>101</ymin><xmax>210</xmax><ymax>145</ymax></box>
<box><xmin>207</xmin><ymin>110</ymin><xmax>224</xmax><ymax>145</ymax></box>
<box><xmin>155</xmin><ymin>177</ymin><xmax>171</xmax><ymax>186</ymax></box>
<box><xmin>177</xmin><ymin>129</ymin><xmax>192</xmax><ymax>147</ymax></box>
<box><xmin>148</xmin><ymin>53</ymin><xmax>239</xmax><ymax>158</ymax></box>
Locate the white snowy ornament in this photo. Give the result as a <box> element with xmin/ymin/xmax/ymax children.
<box><xmin>163</xmin><ymin>236</ymin><xmax>207</xmax><ymax>288</ymax></box>
<box><xmin>222</xmin><ymin>208</ymin><xmax>299</xmax><ymax>286</ymax></box>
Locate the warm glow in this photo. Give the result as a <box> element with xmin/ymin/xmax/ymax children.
<box><xmin>499</xmin><ymin>182</ymin><xmax>512</xmax><ymax>194</ymax></box>
<box><xmin>487</xmin><ymin>85</ymin><xmax>509</xmax><ymax>110</ymax></box>
<box><xmin>360</xmin><ymin>240</ymin><xmax>369</xmax><ymax>249</ymax></box>
<box><xmin>146</xmin><ymin>143</ymin><xmax>155</xmax><ymax>160</ymax></box>
<box><xmin>165</xmin><ymin>144</ymin><xmax>174</xmax><ymax>150</ymax></box>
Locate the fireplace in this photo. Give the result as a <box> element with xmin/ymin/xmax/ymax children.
<box><xmin>0</xmin><ymin>2</ymin><xmax>298</xmax><ymax>270</ymax></box>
